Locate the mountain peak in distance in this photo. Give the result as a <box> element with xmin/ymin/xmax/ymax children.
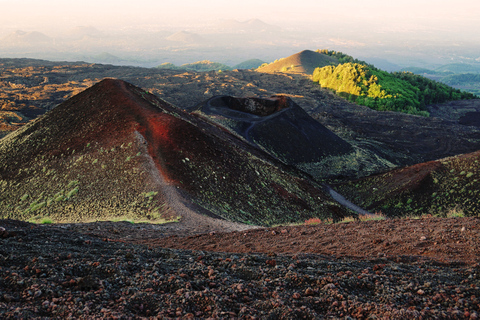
<box><xmin>257</xmin><ymin>50</ymin><xmax>338</xmax><ymax>74</ymax></box>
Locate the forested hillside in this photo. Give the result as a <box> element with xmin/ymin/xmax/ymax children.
<box><xmin>313</xmin><ymin>50</ymin><xmax>475</xmax><ymax>116</ymax></box>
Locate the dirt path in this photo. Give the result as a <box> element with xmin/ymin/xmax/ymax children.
<box><xmin>137</xmin><ymin>130</ymin><xmax>254</xmax><ymax>235</ymax></box>
<box><xmin>324</xmin><ymin>184</ymin><xmax>374</xmax><ymax>216</ymax></box>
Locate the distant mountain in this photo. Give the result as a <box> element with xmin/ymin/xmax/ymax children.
<box><xmin>405</xmin><ymin>63</ymin><xmax>480</xmax><ymax>76</ymax></box>
<box><xmin>435</xmin><ymin>63</ymin><xmax>480</xmax><ymax>74</ymax></box>
<box><xmin>400</xmin><ymin>67</ymin><xmax>440</xmax><ymax>75</ymax></box>
<box><xmin>166</xmin><ymin>31</ymin><xmax>204</xmax><ymax>43</ymax></box>
<box><xmin>257</xmin><ymin>50</ymin><xmax>338</xmax><ymax>74</ymax></box>
<box><xmin>234</xmin><ymin>59</ymin><xmax>265</xmax><ymax>69</ymax></box>
<box><xmin>156</xmin><ymin>62</ymin><xmax>179</xmax><ymax>70</ymax></box>
<box><xmin>0</xmin><ymin>79</ymin><xmax>347</xmax><ymax>226</ymax></box>
<box><xmin>181</xmin><ymin>60</ymin><xmax>231</xmax><ymax>71</ymax></box>
<box><xmin>401</xmin><ymin>65</ymin><xmax>480</xmax><ymax>96</ymax></box>
<box><xmin>361</xmin><ymin>57</ymin><xmax>401</xmax><ymax>72</ymax></box>
<box><xmin>441</xmin><ymin>74</ymin><xmax>480</xmax><ymax>96</ymax></box>
<box><xmin>2</xmin><ymin>30</ymin><xmax>52</xmax><ymax>46</ymax></box>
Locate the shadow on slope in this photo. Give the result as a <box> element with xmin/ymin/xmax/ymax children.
<box><xmin>334</xmin><ymin>150</ymin><xmax>480</xmax><ymax>217</ymax></box>
<box><xmin>0</xmin><ymin>79</ymin><xmax>348</xmax><ymax>226</ymax></box>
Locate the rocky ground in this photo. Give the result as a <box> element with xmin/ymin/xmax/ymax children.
<box><xmin>1</xmin><ymin>218</ymin><xmax>479</xmax><ymax>319</ymax></box>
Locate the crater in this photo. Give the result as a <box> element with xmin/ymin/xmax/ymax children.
<box><xmin>208</xmin><ymin>96</ymin><xmax>290</xmax><ymax>117</ymax></box>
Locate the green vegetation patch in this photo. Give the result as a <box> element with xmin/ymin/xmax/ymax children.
<box><xmin>0</xmin><ymin>133</ymin><xmax>177</xmax><ymax>223</ymax></box>
<box><xmin>313</xmin><ymin>50</ymin><xmax>475</xmax><ymax>116</ymax></box>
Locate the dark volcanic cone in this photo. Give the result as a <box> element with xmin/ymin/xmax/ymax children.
<box><xmin>192</xmin><ymin>95</ymin><xmax>355</xmax><ymax>178</ymax></box>
<box><xmin>0</xmin><ymin>79</ymin><xmax>348</xmax><ymax>227</ymax></box>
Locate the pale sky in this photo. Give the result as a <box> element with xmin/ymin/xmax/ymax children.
<box><xmin>1</xmin><ymin>0</ymin><xmax>479</xmax><ymax>33</ymax></box>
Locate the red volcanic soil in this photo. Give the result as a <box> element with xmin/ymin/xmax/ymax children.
<box><xmin>59</xmin><ymin>216</ymin><xmax>480</xmax><ymax>266</ymax></box>
<box><xmin>134</xmin><ymin>217</ymin><xmax>480</xmax><ymax>266</ymax></box>
<box><xmin>2</xmin><ymin>217</ymin><xmax>480</xmax><ymax>319</ymax></box>
<box><xmin>334</xmin><ymin>148</ymin><xmax>480</xmax><ymax>217</ymax></box>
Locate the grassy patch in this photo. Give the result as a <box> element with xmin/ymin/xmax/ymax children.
<box><xmin>40</xmin><ymin>217</ymin><xmax>53</xmax><ymax>224</ymax></box>
<box><xmin>75</xmin><ymin>215</ymin><xmax>182</xmax><ymax>225</ymax></box>
<box><xmin>304</xmin><ymin>211</ymin><xmax>386</xmax><ymax>225</ymax></box>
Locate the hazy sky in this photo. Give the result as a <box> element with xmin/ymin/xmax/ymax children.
<box><xmin>1</xmin><ymin>0</ymin><xmax>479</xmax><ymax>34</ymax></box>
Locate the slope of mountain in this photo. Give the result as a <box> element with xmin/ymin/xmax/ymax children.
<box><xmin>2</xmin><ymin>30</ymin><xmax>52</xmax><ymax>46</ymax></box>
<box><xmin>312</xmin><ymin>55</ymin><xmax>475</xmax><ymax>116</ymax></box>
<box><xmin>257</xmin><ymin>50</ymin><xmax>338</xmax><ymax>74</ymax></box>
<box><xmin>166</xmin><ymin>31</ymin><xmax>204</xmax><ymax>43</ymax></box>
<box><xmin>234</xmin><ymin>59</ymin><xmax>265</xmax><ymax>70</ymax></box>
<box><xmin>335</xmin><ymin>149</ymin><xmax>480</xmax><ymax>217</ymax></box>
<box><xmin>0</xmin><ymin>79</ymin><xmax>348</xmax><ymax>226</ymax></box>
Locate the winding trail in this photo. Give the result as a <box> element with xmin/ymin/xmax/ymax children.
<box><xmin>323</xmin><ymin>184</ymin><xmax>374</xmax><ymax>216</ymax></box>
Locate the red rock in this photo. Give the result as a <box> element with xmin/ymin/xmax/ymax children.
<box><xmin>305</xmin><ymin>288</ymin><xmax>314</xmax><ymax>296</ymax></box>
<box><xmin>266</xmin><ymin>259</ymin><xmax>276</xmax><ymax>267</ymax></box>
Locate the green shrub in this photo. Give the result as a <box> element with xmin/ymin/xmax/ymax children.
<box><xmin>66</xmin><ymin>187</ymin><xmax>79</xmax><ymax>198</ymax></box>
<box><xmin>40</xmin><ymin>217</ymin><xmax>53</xmax><ymax>224</ymax></box>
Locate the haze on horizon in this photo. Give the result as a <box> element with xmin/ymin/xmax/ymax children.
<box><xmin>1</xmin><ymin>0</ymin><xmax>479</xmax><ymax>69</ymax></box>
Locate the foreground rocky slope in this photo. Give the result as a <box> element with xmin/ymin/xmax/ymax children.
<box><xmin>1</xmin><ymin>218</ymin><xmax>479</xmax><ymax>319</ymax></box>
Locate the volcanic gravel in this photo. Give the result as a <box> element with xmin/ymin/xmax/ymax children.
<box><xmin>1</xmin><ymin>219</ymin><xmax>480</xmax><ymax>319</ymax></box>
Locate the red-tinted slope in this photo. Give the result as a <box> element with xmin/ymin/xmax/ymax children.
<box><xmin>335</xmin><ymin>149</ymin><xmax>480</xmax><ymax>217</ymax></box>
<box><xmin>0</xmin><ymin>79</ymin><xmax>348</xmax><ymax>226</ymax></box>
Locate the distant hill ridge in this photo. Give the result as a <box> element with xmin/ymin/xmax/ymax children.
<box><xmin>166</xmin><ymin>30</ymin><xmax>204</xmax><ymax>43</ymax></box>
<box><xmin>2</xmin><ymin>30</ymin><xmax>52</xmax><ymax>45</ymax></box>
<box><xmin>156</xmin><ymin>59</ymin><xmax>265</xmax><ymax>72</ymax></box>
